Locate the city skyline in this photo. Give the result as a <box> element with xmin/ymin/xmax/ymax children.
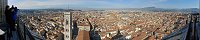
<box><xmin>9</xmin><ymin>0</ymin><xmax>199</xmax><ymax>9</ymax></box>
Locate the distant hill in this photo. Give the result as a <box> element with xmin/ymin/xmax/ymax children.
<box><xmin>135</xmin><ymin>7</ymin><xmax>199</xmax><ymax>13</ymax></box>
<box><xmin>18</xmin><ymin>9</ymin><xmax>81</xmax><ymax>14</ymax></box>
<box><xmin>18</xmin><ymin>7</ymin><xmax>199</xmax><ymax>14</ymax></box>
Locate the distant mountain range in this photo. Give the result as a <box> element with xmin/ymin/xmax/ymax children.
<box><xmin>18</xmin><ymin>7</ymin><xmax>199</xmax><ymax>14</ymax></box>
<box><xmin>137</xmin><ymin>7</ymin><xmax>199</xmax><ymax>12</ymax></box>
<box><xmin>68</xmin><ymin>7</ymin><xmax>199</xmax><ymax>12</ymax></box>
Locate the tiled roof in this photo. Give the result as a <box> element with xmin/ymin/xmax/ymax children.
<box><xmin>76</xmin><ymin>30</ymin><xmax>90</xmax><ymax>40</ymax></box>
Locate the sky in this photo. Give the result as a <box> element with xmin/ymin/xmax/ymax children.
<box><xmin>8</xmin><ymin>0</ymin><xmax>199</xmax><ymax>9</ymax></box>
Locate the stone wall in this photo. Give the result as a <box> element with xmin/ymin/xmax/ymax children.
<box><xmin>0</xmin><ymin>0</ymin><xmax>7</xmax><ymax>25</ymax></box>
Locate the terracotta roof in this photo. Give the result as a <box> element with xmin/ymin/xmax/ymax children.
<box><xmin>103</xmin><ymin>36</ymin><xmax>111</xmax><ymax>40</ymax></box>
<box><xmin>76</xmin><ymin>30</ymin><xmax>90</xmax><ymax>40</ymax></box>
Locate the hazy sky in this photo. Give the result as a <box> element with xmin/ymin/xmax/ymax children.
<box><xmin>8</xmin><ymin>0</ymin><xmax>199</xmax><ymax>9</ymax></box>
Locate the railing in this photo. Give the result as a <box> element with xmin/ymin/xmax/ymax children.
<box><xmin>161</xmin><ymin>15</ymin><xmax>192</xmax><ymax>40</ymax></box>
<box><xmin>17</xmin><ymin>16</ymin><xmax>44</xmax><ymax>40</ymax></box>
<box><xmin>161</xmin><ymin>14</ymin><xmax>200</xmax><ymax>40</ymax></box>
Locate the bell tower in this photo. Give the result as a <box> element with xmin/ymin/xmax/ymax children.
<box><xmin>64</xmin><ymin>12</ymin><xmax>72</xmax><ymax>40</ymax></box>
